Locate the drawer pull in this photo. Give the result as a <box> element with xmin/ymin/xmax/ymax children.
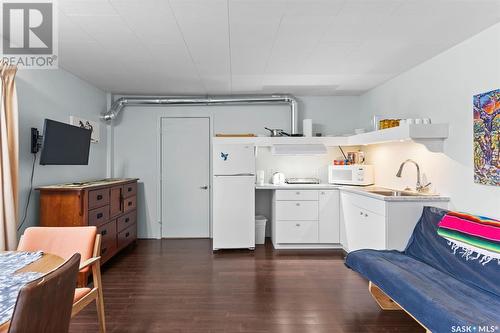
<box><xmin>128</xmin><ymin>201</ymin><xmax>132</xmax><ymax>206</ymax></box>
<box><xmin>364</xmin><ymin>213</ymin><xmax>368</xmax><ymax>217</ymax></box>
<box><xmin>101</xmin><ymin>248</ymin><xmax>107</xmax><ymax>254</ymax></box>
<box><xmin>296</xmin><ymin>203</ymin><xmax>300</xmax><ymax>206</ymax></box>
<box><xmin>360</xmin><ymin>211</ymin><xmax>363</xmax><ymax>215</ymax></box>
<box><xmin>296</xmin><ymin>192</ymin><xmax>300</xmax><ymax>195</ymax></box>
<box><xmin>125</xmin><ymin>232</ymin><xmax>130</xmax><ymax>237</ymax></box>
<box><xmin>128</xmin><ymin>187</ymin><xmax>132</xmax><ymax>192</ymax></box>
<box><xmin>97</xmin><ymin>194</ymin><xmax>103</xmax><ymax>200</ymax></box>
<box><xmin>295</xmin><ymin>223</ymin><xmax>301</xmax><ymax>227</ymax></box>
<box><xmin>125</xmin><ymin>218</ymin><xmax>130</xmax><ymax>223</ymax></box>
<box><xmin>101</xmin><ymin>229</ymin><xmax>107</xmax><ymax>236</ymax></box>
<box><xmin>97</xmin><ymin>213</ymin><xmax>103</xmax><ymax>219</ymax></box>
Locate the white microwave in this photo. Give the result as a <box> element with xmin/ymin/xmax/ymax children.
<box><xmin>328</xmin><ymin>165</ymin><xmax>374</xmax><ymax>186</ymax></box>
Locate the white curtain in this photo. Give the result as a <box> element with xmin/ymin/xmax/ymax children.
<box><xmin>0</xmin><ymin>63</ymin><xmax>18</xmax><ymax>250</ymax></box>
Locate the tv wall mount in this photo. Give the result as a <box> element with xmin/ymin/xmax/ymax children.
<box><xmin>30</xmin><ymin>127</ymin><xmax>43</xmax><ymax>154</ymax></box>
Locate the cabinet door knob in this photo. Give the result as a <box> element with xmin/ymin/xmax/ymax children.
<box><xmin>364</xmin><ymin>213</ymin><xmax>368</xmax><ymax>217</ymax></box>
<box><xmin>296</xmin><ymin>203</ymin><xmax>300</xmax><ymax>206</ymax></box>
<box><xmin>360</xmin><ymin>211</ymin><xmax>363</xmax><ymax>215</ymax></box>
<box><xmin>295</xmin><ymin>223</ymin><xmax>300</xmax><ymax>227</ymax></box>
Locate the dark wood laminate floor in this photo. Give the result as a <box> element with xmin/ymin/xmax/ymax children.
<box><xmin>69</xmin><ymin>239</ymin><xmax>423</xmax><ymax>333</ymax></box>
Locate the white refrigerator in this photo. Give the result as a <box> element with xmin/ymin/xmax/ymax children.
<box><xmin>212</xmin><ymin>144</ymin><xmax>255</xmax><ymax>250</ymax></box>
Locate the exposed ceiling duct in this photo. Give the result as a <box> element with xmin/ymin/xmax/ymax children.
<box><xmin>102</xmin><ymin>94</ymin><xmax>299</xmax><ymax>134</ymax></box>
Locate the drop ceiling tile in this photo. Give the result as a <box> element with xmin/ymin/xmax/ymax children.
<box><xmin>231</xmin><ymin>46</ymin><xmax>269</xmax><ymax>75</ymax></box>
<box><xmin>59</xmin><ymin>0</ymin><xmax>118</xmax><ymax>16</ymax></box>
<box><xmin>229</xmin><ymin>0</ymin><xmax>285</xmax><ymax>24</ymax></box>
<box><xmin>110</xmin><ymin>1</ymin><xmax>184</xmax><ymax>44</ymax></box>
<box><xmin>284</xmin><ymin>0</ymin><xmax>345</xmax><ymax>17</ymax></box>
<box><xmin>70</xmin><ymin>15</ymin><xmax>143</xmax><ymax>46</ymax></box>
<box><xmin>338</xmin><ymin>0</ymin><xmax>401</xmax><ymax>17</ymax></box>
<box><xmin>262</xmin><ymin>85</ymin><xmax>339</xmax><ymax>95</ymax></box>
<box><xmin>230</xmin><ymin>22</ymin><xmax>279</xmax><ymax>47</ymax></box>
<box><xmin>202</xmin><ymin>76</ymin><xmax>232</xmax><ymax>94</ymax></box>
<box><xmin>321</xmin><ymin>14</ymin><xmax>388</xmax><ymax>43</ymax></box>
<box><xmin>58</xmin><ymin>11</ymin><xmax>96</xmax><ymax>43</ymax></box>
<box><xmin>302</xmin><ymin>42</ymin><xmax>362</xmax><ymax>74</ymax></box>
<box><xmin>231</xmin><ymin>75</ymin><xmax>264</xmax><ymax>92</ymax></box>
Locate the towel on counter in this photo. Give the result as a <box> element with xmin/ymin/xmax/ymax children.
<box><xmin>437</xmin><ymin>211</ymin><xmax>500</xmax><ymax>265</ymax></box>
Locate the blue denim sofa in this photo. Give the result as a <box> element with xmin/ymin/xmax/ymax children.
<box><xmin>345</xmin><ymin>206</ymin><xmax>500</xmax><ymax>333</ymax></box>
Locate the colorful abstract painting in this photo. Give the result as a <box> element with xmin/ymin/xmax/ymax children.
<box><xmin>473</xmin><ymin>89</ymin><xmax>500</xmax><ymax>186</ymax></box>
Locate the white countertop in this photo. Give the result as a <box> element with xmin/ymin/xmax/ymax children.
<box><xmin>255</xmin><ymin>184</ymin><xmax>450</xmax><ymax>202</ymax></box>
<box><xmin>339</xmin><ymin>186</ymin><xmax>450</xmax><ymax>202</ymax></box>
<box><xmin>255</xmin><ymin>183</ymin><xmax>341</xmax><ymax>190</ymax></box>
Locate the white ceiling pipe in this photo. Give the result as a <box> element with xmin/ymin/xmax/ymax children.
<box><xmin>102</xmin><ymin>94</ymin><xmax>299</xmax><ymax>134</ymax></box>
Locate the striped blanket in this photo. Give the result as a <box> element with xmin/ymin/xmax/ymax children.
<box><xmin>437</xmin><ymin>211</ymin><xmax>500</xmax><ymax>265</ymax></box>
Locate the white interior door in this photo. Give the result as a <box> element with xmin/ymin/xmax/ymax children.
<box><xmin>161</xmin><ymin>117</ymin><xmax>210</xmax><ymax>238</ymax></box>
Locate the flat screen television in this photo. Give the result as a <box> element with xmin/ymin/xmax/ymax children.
<box><xmin>39</xmin><ymin>119</ymin><xmax>92</xmax><ymax>165</ymax></box>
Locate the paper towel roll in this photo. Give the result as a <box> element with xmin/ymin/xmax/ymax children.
<box><xmin>303</xmin><ymin>119</ymin><xmax>312</xmax><ymax>137</ymax></box>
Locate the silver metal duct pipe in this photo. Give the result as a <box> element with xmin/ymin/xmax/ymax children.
<box><xmin>102</xmin><ymin>94</ymin><xmax>299</xmax><ymax>134</ymax></box>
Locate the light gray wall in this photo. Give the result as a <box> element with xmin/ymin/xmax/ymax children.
<box><xmin>17</xmin><ymin>69</ymin><xmax>107</xmax><ymax>234</ymax></box>
<box><xmin>359</xmin><ymin>23</ymin><xmax>500</xmax><ymax>219</ymax></box>
<box><xmin>111</xmin><ymin>96</ymin><xmax>361</xmax><ymax>238</ymax></box>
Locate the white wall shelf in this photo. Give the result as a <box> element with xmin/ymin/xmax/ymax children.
<box><xmin>213</xmin><ymin>124</ymin><xmax>449</xmax><ymax>152</ymax></box>
<box><xmin>348</xmin><ymin>124</ymin><xmax>449</xmax><ymax>152</ymax></box>
<box><xmin>213</xmin><ymin>136</ymin><xmax>349</xmax><ymax>146</ymax></box>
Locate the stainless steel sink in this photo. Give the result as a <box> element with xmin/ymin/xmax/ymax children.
<box><xmin>368</xmin><ymin>190</ymin><xmax>423</xmax><ymax>197</ymax></box>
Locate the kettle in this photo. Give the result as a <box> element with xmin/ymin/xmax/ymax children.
<box><xmin>272</xmin><ymin>172</ymin><xmax>286</xmax><ymax>185</ymax></box>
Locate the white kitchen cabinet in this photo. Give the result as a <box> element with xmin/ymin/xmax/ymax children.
<box><xmin>276</xmin><ymin>220</ymin><xmax>318</xmax><ymax>243</ymax></box>
<box><xmin>275</xmin><ymin>201</ymin><xmax>318</xmax><ymax>221</ymax></box>
<box><xmin>272</xmin><ymin>189</ymin><xmax>341</xmax><ymax>249</ymax></box>
<box><xmin>341</xmin><ymin>197</ymin><xmax>385</xmax><ymax>250</ymax></box>
<box><xmin>319</xmin><ymin>190</ymin><xmax>340</xmax><ymax>243</ymax></box>
<box><xmin>340</xmin><ymin>191</ymin><xmax>449</xmax><ymax>252</ymax></box>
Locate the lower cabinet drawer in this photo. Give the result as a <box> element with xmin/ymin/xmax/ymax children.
<box><xmin>117</xmin><ymin>223</ymin><xmax>136</xmax><ymax>250</ymax></box>
<box><xmin>276</xmin><ymin>220</ymin><xmax>318</xmax><ymax>243</ymax></box>
<box><xmin>99</xmin><ymin>238</ymin><xmax>116</xmax><ymax>263</ymax></box>
<box><xmin>275</xmin><ymin>190</ymin><xmax>318</xmax><ymax>201</ymax></box>
<box><xmin>117</xmin><ymin>211</ymin><xmax>136</xmax><ymax>232</ymax></box>
<box><xmin>123</xmin><ymin>196</ymin><xmax>136</xmax><ymax>213</ymax></box>
<box><xmin>97</xmin><ymin>220</ymin><xmax>116</xmax><ymax>243</ymax></box>
<box><xmin>275</xmin><ymin>201</ymin><xmax>318</xmax><ymax>220</ymax></box>
<box><xmin>97</xmin><ymin>220</ymin><xmax>117</xmax><ymax>263</ymax></box>
<box><xmin>88</xmin><ymin>205</ymin><xmax>110</xmax><ymax>226</ymax></box>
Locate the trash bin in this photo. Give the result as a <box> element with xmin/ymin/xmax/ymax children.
<box><xmin>255</xmin><ymin>215</ymin><xmax>267</xmax><ymax>245</ymax></box>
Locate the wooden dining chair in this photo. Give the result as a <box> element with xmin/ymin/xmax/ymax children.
<box><xmin>8</xmin><ymin>253</ymin><xmax>81</xmax><ymax>333</ymax></box>
<box><xmin>18</xmin><ymin>227</ymin><xmax>106</xmax><ymax>333</ymax></box>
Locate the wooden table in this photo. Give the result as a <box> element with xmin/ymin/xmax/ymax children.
<box><xmin>0</xmin><ymin>253</ymin><xmax>64</xmax><ymax>333</ymax></box>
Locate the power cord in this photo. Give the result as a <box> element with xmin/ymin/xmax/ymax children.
<box><xmin>18</xmin><ymin>153</ymin><xmax>37</xmax><ymax>231</ymax></box>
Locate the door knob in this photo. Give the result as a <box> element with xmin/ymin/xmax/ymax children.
<box><xmin>200</xmin><ymin>186</ymin><xmax>208</xmax><ymax>190</ymax></box>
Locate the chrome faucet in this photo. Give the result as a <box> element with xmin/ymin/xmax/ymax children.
<box><xmin>396</xmin><ymin>159</ymin><xmax>431</xmax><ymax>193</ymax></box>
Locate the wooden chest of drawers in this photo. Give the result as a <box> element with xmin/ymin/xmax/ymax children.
<box><xmin>37</xmin><ymin>178</ymin><xmax>139</xmax><ymax>265</ymax></box>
